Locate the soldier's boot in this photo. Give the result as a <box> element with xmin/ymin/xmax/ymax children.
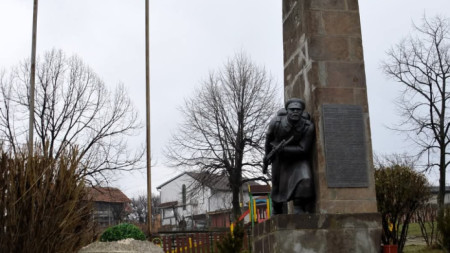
<box><xmin>272</xmin><ymin>201</ymin><xmax>283</xmax><ymax>215</ymax></box>
<box><xmin>294</xmin><ymin>198</ymin><xmax>315</xmax><ymax>214</ymax></box>
<box><xmin>293</xmin><ymin>199</ymin><xmax>306</xmax><ymax>214</ymax></box>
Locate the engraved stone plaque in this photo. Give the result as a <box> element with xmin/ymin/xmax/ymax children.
<box><xmin>322</xmin><ymin>104</ymin><xmax>368</xmax><ymax>187</ymax></box>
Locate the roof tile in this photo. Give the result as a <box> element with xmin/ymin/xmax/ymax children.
<box><xmin>86</xmin><ymin>187</ymin><xmax>131</xmax><ymax>203</ymax></box>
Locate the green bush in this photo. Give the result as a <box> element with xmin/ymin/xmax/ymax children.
<box><xmin>375</xmin><ymin>164</ymin><xmax>430</xmax><ymax>252</ymax></box>
<box><xmin>100</xmin><ymin>223</ymin><xmax>146</xmax><ymax>242</ymax></box>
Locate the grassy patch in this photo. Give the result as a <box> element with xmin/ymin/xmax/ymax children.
<box><xmin>403</xmin><ymin>244</ymin><xmax>443</xmax><ymax>253</ymax></box>
<box><xmin>408</xmin><ymin>222</ymin><xmax>436</xmax><ymax>237</ymax></box>
<box><xmin>408</xmin><ymin>223</ymin><xmax>423</xmax><ymax>237</ymax></box>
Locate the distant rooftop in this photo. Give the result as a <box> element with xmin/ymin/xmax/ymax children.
<box><xmin>156</xmin><ymin>171</ymin><xmax>260</xmax><ymax>191</ymax></box>
<box><xmin>249</xmin><ymin>185</ymin><xmax>271</xmax><ymax>195</ymax></box>
<box><xmin>158</xmin><ymin>201</ymin><xmax>178</xmax><ymax>208</ymax></box>
<box><xmin>86</xmin><ymin>187</ymin><xmax>131</xmax><ymax>203</ymax></box>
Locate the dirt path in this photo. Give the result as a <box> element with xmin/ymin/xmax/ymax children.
<box><xmin>406</xmin><ymin>235</ymin><xmax>428</xmax><ymax>246</ymax></box>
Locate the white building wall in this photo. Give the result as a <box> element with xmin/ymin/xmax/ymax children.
<box><xmin>208</xmin><ymin>191</ymin><xmax>232</xmax><ymax>212</ymax></box>
<box><xmin>159</xmin><ymin>173</ymin><xmax>210</xmax><ymax>226</ymax></box>
<box><xmin>207</xmin><ymin>189</ymin><xmax>252</xmax><ymax>213</ymax></box>
<box><xmin>242</xmin><ymin>191</ymin><xmax>251</xmax><ymax>207</ymax></box>
<box><xmin>427</xmin><ymin>192</ymin><xmax>450</xmax><ymax>205</ymax></box>
<box><xmin>159</xmin><ymin>174</ymin><xmax>191</xmax><ymax>203</ymax></box>
<box><xmin>158</xmin><ymin>173</ymin><xmax>257</xmax><ymax>226</ymax></box>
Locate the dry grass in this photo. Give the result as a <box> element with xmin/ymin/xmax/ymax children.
<box><xmin>0</xmin><ymin>148</ymin><xmax>95</xmax><ymax>252</ymax></box>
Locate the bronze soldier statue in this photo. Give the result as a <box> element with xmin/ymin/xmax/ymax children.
<box><xmin>263</xmin><ymin>98</ymin><xmax>315</xmax><ymax>214</ymax></box>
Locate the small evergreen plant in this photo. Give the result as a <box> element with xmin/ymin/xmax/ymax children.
<box><xmin>100</xmin><ymin>223</ymin><xmax>146</xmax><ymax>242</ymax></box>
<box><xmin>216</xmin><ymin>221</ymin><xmax>245</xmax><ymax>253</ymax></box>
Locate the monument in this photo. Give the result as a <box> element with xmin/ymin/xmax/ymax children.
<box><xmin>253</xmin><ymin>0</ymin><xmax>382</xmax><ymax>252</ymax></box>
<box><xmin>263</xmin><ymin>98</ymin><xmax>315</xmax><ymax>215</ymax></box>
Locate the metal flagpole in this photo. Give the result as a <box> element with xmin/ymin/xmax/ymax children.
<box><xmin>29</xmin><ymin>0</ymin><xmax>39</xmax><ymax>157</ymax></box>
<box><xmin>145</xmin><ymin>0</ymin><xmax>152</xmax><ymax>235</ymax></box>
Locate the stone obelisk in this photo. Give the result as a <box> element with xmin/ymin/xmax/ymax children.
<box><xmin>253</xmin><ymin>1</ymin><xmax>381</xmax><ymax>252</ymax></box>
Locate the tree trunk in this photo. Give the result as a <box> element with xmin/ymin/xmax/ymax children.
<box><xmin>438</xmin><ymin>154</ymin><xmax>446</xmax><ymax>209</ymax></box>
<box><xmin>230</xmin><ymin>169</ymin><xmax>242</xmax><ymax>219</ymax></box>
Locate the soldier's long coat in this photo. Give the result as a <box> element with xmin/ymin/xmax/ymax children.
<box><xmin>265</xmin><ymin>114</ymin><xmax>315</xmax><ymax>203</ymax></box>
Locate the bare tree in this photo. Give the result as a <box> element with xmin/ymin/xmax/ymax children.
<box><xmin>129</xmin><ymin>193</ymin><xmax>160</xmax><ymax>224</ymax></box>
<box><xmin>111</xmin><ymin>203</ymin><xmax>129</xmax><ymax>225</ymax></box>
<box><xmin>130</xmin><ymin>195</ymin><xmax>148</xmax><ymax>224</ymax></box>
<box><xmin>0</xmin><ymin>49</ymin><xmax>143</xmax><ymax>183</ymax></box>
<box><xmin>382</xmin><ymin>15</ymin><xmax>450</xmax><ymax>211</ymax></box>
<box><xmin>166</xmin><ymin>53</ymin><xmax>279</xmax><ymax>217</ymax></box>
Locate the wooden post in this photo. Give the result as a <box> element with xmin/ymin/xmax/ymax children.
<box><xmin>29</xmin><ymin>0</ymin><xmax>39</xmax><ymax>157</ymax></box>
<box><xmin>145</xmin><ymin>0</ymin><xmax>152</xmax><ymax>235</ymax></box>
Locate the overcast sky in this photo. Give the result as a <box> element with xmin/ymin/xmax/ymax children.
<box><xmin>0</xmin><ymin>0</ymin><xmax>449</xmax><ymax>198</ymax></box>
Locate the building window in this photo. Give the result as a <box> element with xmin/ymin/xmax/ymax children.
<box><xmin>163</xmin><ymin>209</ymin><xmax>174</xmax><ymax>218</ymax></box>
<box><xmin>182</xmin><ymin>184</ymin><xmax>187</xmax><ymax>210</ymax></box>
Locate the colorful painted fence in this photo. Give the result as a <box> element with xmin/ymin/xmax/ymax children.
<box><xmin>157</xmin><ymin>231</ymin><xmax>251</xmax><ymax>253</ymax></box>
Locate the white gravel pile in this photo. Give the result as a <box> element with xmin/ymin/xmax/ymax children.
<box><xmin>79</xmin><ymin>238</ymin><xmax>164</xmax><ymax>253</ymax></box>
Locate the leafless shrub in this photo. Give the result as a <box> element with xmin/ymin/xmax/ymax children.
<box><xmin>416</xmin><ymin>203</ymin><xmax>439</xmax><ymax>248</ymax></box>
<box><xmin>0</xmin><ymin>146</ymin><xmax>95</xmax><ymax>252</ymax></box>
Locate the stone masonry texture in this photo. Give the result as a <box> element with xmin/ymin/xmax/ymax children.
<box><xmin>253</xmin><ymin>214</ymin><xmax>382</xmax><ymax>253</ymax></box>
<box><xmin>282</xmin><ymin>0</ymin><xmax>377</xmax><ymax>214</ymax></box>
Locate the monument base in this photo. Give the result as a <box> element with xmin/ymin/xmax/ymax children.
<box><xmin>252</xmin><ymin>213</ymin><xmax>381</xmax><ymax>253</ymax></box>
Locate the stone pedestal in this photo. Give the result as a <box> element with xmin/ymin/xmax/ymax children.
<box><xmin>267</xmin><ymin>1</ymin><xmax>383</xmax><ymax>251</ymax></box>
<box><xmin>253</xmin><ymin>214</ymin><xmax>382</xmax><ymax>253</ymax></box>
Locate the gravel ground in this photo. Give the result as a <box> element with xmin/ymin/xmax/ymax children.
<box><xmin>78</xmin><ymin>238</ymin><xmax>164</xmax><ymax>253</ymax></box>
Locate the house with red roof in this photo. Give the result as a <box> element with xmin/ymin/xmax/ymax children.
<box><xmin>86</xmin><ymin>187</ymin><xmax>131</xmax><ymax>227</ymax></box>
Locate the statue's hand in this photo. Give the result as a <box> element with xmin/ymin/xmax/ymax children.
<box><xmin>270</xmin><ymin>142</ymin><xmax>278</xmax><ymax>148</ymax></box>
<box><xmin>262</xmin><ymin>157</ymin><xmax>269</xmax><ymax>174</ymax></box>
